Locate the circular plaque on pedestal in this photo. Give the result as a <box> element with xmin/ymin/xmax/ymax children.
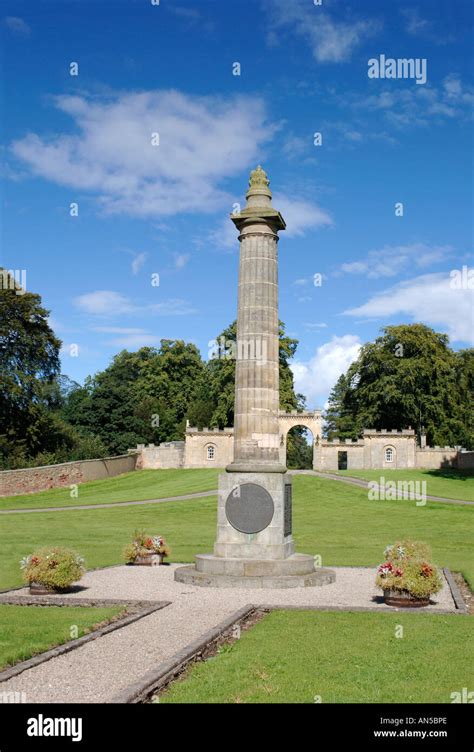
<box><xmin>225</xmin><ymin>483</ymin><xmax>274</xmax><ymax>534</ymax></box>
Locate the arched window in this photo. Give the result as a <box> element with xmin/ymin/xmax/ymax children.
<box><xmin>385</xmin><ymin>447</ymin><xmax>394</xmax><ymax>463</ymax></box>
<box><xmin>206</xmin><ymin>444</ymin><xmax>216</xmax><ymax>461</ymax></box>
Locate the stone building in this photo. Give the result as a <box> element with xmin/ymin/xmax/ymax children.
<box><xmin>133</xmin><ymin>421</ymin><xmax>473</xmax><ymax>472</ymax></box>
<box><xmin>314</xmin><ymin>429</ymin><xmax>465</xmax><ymax>471</ymax></box>
<box><xmin>135</xmin><ymin>410</ymin><xmax>323</xmax><ymax>470</ymax></box>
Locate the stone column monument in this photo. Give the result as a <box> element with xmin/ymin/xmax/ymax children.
<box><xmin>175</xmin><ymin>167</ymin><xmax>335</xmax><ymax>588</ymax></box>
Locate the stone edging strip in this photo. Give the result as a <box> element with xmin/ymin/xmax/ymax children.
<box><xmin>0</xmin><ymin>599</ymin><xmax>170</xmax><ymax>682</ymax></box>
<box><xmin>443</xmin><ymin>567</ymin><xmax>468</xmax><ymax>613</ymax></box>
<box><xmin>110</xmin><ymin>604</ymin><xmax>256</xmax><ymax>704</ymax></box>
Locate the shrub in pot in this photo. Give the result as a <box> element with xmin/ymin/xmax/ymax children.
<box><xmin>376</xmin><ymin>540</ymin><xmax>443</xmax><ymax>607</ymax></box>
<box><xmin>21</xmin><ymin>547</ymin><xmax>86</xmax><ymax>594</ymax></box>
<box><xmin>123</xmin><ymin>530</ymin><xmax>171</xmax><ymax>566</ymax></box>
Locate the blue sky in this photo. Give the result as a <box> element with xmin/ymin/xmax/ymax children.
<box><xmin>2</xmin><ymin>0</ymin><xmax>473</xmax><ymax>408</ymax></box>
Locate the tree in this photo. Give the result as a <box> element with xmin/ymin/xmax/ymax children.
<box><xmin>63</xmin><ymin>341</ymin><xmax>207</xmax><ymax>454</ymax></box>
<box><xmin>0</xmin><ymin>276</ymin><xmax>62</xmax><ymax>463</ymax></box>
<box><xmin>324</xmin><ymin>324</ymin><xmax>472</xmax><ymax>448</ymax></box>
<box><xmin>193</xmin><ymin>320</ymin><xmax>305</xmax><ymax>429</ymax></box>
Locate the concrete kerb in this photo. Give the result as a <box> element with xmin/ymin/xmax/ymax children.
<box><xmin>443</xmin><ymin>568</ymin><xmax>469</xmax><ymax>614</ymax></box>
<box><xmin>0</xmin><ymin>599</ymin><xmax>170</xmax><ymax>683</ymax></box>
<box><xmin>110</xmin><ymin>605</ymin><xmax>257</xmax><ymax>704</ymax></box>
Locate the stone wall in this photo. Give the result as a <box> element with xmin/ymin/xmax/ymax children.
<box><xmin>457</xmin><ymin>451</ymin><xmax>474</xmax><ymax>470</ymax></box>
<box><xmin>0</xmin><ymin>454</ymin><xmax>137</xmax><ymax>497</ymax></box>
<box><xmin>415</xmin><ymin>448</ymin><xmax>460</xmax><ymax>469</ymax></box>
<box><xmin>136</xmin><ymin>442</ymin><xmax>185</xmax><ymax>469</ymax></box>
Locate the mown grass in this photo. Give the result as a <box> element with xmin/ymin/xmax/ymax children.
<box><xmin>0</xmin><ymin>469</ymin><xmax>221</xmax><ymax>511</ymax></box>
<box><xmin>1</xmin><ymin>474</ymin><xmax>472</xmax><ymax>590</ymax></box>
<box><xmin>335</xmin><ymin>468</ymin><xmax>474</xmax><ymax>502</ymax></box>
<box><xmin>160</xmin><ymin>610</ymin><xmax>474</xmax><ymax>704</ymax></box>
<box><xmin>0</xmin><ymin>604</ymin><xmax>123</xmax><ymax>670</ymax></box>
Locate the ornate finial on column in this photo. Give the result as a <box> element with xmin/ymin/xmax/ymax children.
<box><xmin>246</xmin><ymin>164</ymin><xmax>272</xmax><ymax>203</ymax></box>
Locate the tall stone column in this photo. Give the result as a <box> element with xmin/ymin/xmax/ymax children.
<box><xmin>228</xmin><ymin>166</ymin><xmax>286</xmax><ymax>472</ymax></box>
<box><xmin>174</xmin><ymin>167</ymin><xmax>335</xmax><ymax>588</ymax></box>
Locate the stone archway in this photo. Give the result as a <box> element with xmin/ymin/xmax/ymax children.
<box><xmin>278</xmin><ymin>411</ymin><xmax>322</xmax><ymax>469</ymax></box>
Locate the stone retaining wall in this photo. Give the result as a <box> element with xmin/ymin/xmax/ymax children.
<box><xmin>0</xmin><ymin>454</ymin><xmax>138</xmax><ymax>497</ymax></box>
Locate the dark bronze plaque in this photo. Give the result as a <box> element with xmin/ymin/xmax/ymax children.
<box><xmin>284</xmin><ymin>483</ymin><xmax>292</xmax><ymax>537</ymax></box>
<box><xmin>225</xmin><ymin>483</ymin><xmax>274</xmax><ymax>534</ymax></box>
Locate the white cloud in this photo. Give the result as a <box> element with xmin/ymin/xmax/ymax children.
<box><xmin>304</xmin><ymin>322</ymin><xmax>328</xmax><ymax>329</ymax></box>
<box><xmin>291</xmin><ymin>335</ymin><xmax>362</xmax><ymax>406</ymax></box>
<box><xmin>344</xmin><ymin>272</ymin><xmax>474</xmax><ymax>344</ymax></box>
<box><xmin>11</xmin><ymin>90</ymin><xmax>277</xmax><ymax>219</ymax></box>
<box><xmin>131</xmin><ymin>252</ymin><xmax>147</xmax><ymax>275</ymax></box>
<box><xmin>265</xmin><ymin>0</ymin><xmax>381</xmax><ymax>63</ymax></box>
<box><xmin>354</xmin><ymin>77</ymin><xmax>474</xmax><ymax>128</ymax></box>
<box><xmin>174</xmin><ymin>253</ymin><xmax>190</xmax><ymax>269</ymax></box>
<box><xmin>208</xmin><ymin>194</ymin><xmax>332</xmax><ymax>252</ymax></box>
<box><xmin>75</xmin><ymin>291</ymin><xmax>136</xmax><ymax>315</ymax></box>
<box><xmin>74</xmin><ymin>290</ymin><xmax>196</xmax><ymax>317</ymax></box>
<box><xmin>293</xmin><ymin>278</ymin><xmax>308</xmax><ymax>286</ymax></box>
<box><xmin>338</xmin><ymin>243</ymin><xmax>452</xmax><ymax>279</ymax></box>
<box><xmin>92</xmin><ymin>327</ymin><xmax>162</xmax><ymax>348</ymax></box>
<box><xmin>4</xmin><ymin>17</ymin><xmax>31</xmax><ymax>35</ymax></box>
<box><xmin>275</xmin><ymin>194</ymin><xmax>333</xmax><ymax>237</ymax></box>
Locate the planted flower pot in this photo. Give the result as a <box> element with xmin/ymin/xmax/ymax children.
<box><xmin>29</xmin><ymin>581</ymin><xmax>72</xmax><ymax>595</ymax></box>
<box><xmin>124</xmin><ymin>531</ymin><xmax>170</xmax><ymax>566</ymax></box>
<box><xmin>383</xmin><ymin>588</ymin><xmax>430</xmax><ymax>608</ymax></box>
<box><xmin>134</xmin><ymin>552</ymin><xmax>164</xmax><ymax>567</ymax></box>
<box><xmin>376</xmin><ymin>541</ymin><xmax>442</xmax><ymax>610</ymax></box>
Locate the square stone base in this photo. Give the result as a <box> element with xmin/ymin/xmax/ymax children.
<box><xmin>213</xmin><ymin>471</ymin><xmax>294</xmax><ymax>560</ymax></box>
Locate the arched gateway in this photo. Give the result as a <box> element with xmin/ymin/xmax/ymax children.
<box><xmin>278</xmin><ymin>410</ymin><xmax>322</xmax><ymax>469</ymax></box>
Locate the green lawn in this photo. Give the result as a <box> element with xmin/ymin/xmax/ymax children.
<box><xmin>159</xmin><ymin>610</ymin><xmax>474</xmax><ymax>703</ymax></box>
<box><xmin>0</xmin><ymin>604</ymin><xmax>124</xmax><ymax>670</ymax></box>
<box><xmin>335</xmin><ymin>468</ymin><xmax>474</xmax><ymax>502</ymax></box>
<box><xmin>1</xmin><ymin>473</ymin><xmax>473</xmax><ymax>590</ymax></box>
<box><xmin>0</xmin><ymin>468</ymin><xmax>221</xmax><ymax>511</ymax></box>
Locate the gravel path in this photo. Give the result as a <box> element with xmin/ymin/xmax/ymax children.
<box><xmin>0</xmin><ymin>564</ymin><xmax>457</xmax><ymax>704</ymax></box>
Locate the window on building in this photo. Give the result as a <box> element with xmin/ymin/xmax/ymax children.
<box><xmin>385</xmin><ymin>447</ymin><xmax>394</xmax><ymax>463</ymax></box>
<box><xmin>207</xmin><ymin>445</ymin><xmax>215</xmax><ymax>461</ymax></box>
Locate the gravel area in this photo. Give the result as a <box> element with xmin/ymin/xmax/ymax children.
<box><xmin>0</xmin><ymin>564</ymin><xmax>457</xmax><ymax>704</ymax></box>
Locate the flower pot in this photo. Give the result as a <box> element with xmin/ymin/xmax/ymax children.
<box><xmin>29</xmin><ymin>581</ymin><xmax>72</xmax><ymax>595</ymax></box>
<box><xmin>134</xmin><ymin>552</ymin><xmax>164</xmax><ymax>566</ymax></box>
<box><xmin>383</xmin><ymin>588</ymin><xmax>430</xmax><ymax>608</ymax></box>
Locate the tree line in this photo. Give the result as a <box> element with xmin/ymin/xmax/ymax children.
<box><xmin>1</xmin><ymin>275</ymin><xmax>472</xmax><ymax>470</ymax></box>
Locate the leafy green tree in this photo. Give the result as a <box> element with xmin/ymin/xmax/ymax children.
<box><xmin>0</xmin><ymin>277</ymin><xmax>62</xmax><ymax>463</ymax></box>
<box><xmin>325</xmin><ymin>324</ymin><xmax>472</xmax><ymax>448</ymax></box>
<box><xmin>194</xmin><ymin>320</ymin><xmax>305</xmax><ymax>429</ymax></box>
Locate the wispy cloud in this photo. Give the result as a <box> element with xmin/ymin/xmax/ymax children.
<box><xmin>10</xmin><ymin>90</ymin><xmax>277</xmax><ymax>219</ymax></box>
<box><xmin>343</xmin><ymin>272</ymin><xmax>474</xmax><ymax>344</ymax></box>
<box><xmin>336</xmin><ymin>243</ymin><xmax>452</xmax><ymax>279</ymax></box>
<box><xmin>4</xmin><ymin>16</ymin><xmax>31</xmax><ymax>36</ymax></box>
<box><xmin>131</xmin><ymin>252</ymin><xmax>147</xmax><ymax>275</ymax></box>
<box><xmin>74</xmin><ymin>290</ymin><xmax>196</xmax><ymax>317</ymax></box>
<box><xmin>174</xmin><ymin>253</ymin><xmax>190</xmax><ymax>270</ymax></box>
<box><xmin>264</xmin><ymin>0</ymin><xmax>381</xmax><ymax>63</ymax></box>
<box><xmin>91</xmin><ymin>326</ymin><xmax>162</xmax><ymax>348</ymax></box>
<box><xmin>352</xmin><ymin>76</ymin><xmax>474</xmax><ymax>128</ymax></box>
